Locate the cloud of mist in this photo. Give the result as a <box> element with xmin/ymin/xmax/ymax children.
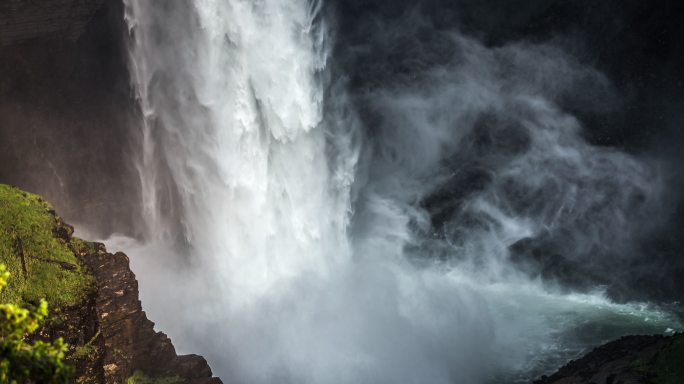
<box><xmin>342</xmin><ymin>7</ymin><xmax>665</xmax><ymax>293</ymax></box>
<box><xmin>115</xmin><ymin>2</ymin><xmax>678</xmax><ymax>384</ymax></box>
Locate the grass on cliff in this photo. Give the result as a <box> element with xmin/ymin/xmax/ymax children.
<box><xmin>0</xmin><ymin>184</ymin><xmax>94</xmax><ymax>308</ymax></box>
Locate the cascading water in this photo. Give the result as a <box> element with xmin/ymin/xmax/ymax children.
<box><xmin>117</xmin><ymin>1</ymin><xmax>681</xmax><ymax>383</ymax></box>
<box><xmin>123</xmin><ymin>0</ymin><xmax>352</xmax><ymax>306</ymax></box>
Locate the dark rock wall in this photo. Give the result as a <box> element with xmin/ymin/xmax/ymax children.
<box><xmin>0</xmin><ymin>0</ymin><xmax>105</xmax><ymax>46</ymax></box>
<box><xmin>534</xmin><ymin>334</ymin><xmax>684</xmax><ymax>384</ymax></box>
<box><xmin>0</xmin><ymin>0</ymin><xmax>141</xmax><ymax>238</ymax></box>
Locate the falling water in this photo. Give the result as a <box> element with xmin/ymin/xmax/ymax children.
<box><xmin>120</xmin><ymin>1</ymin><xmax>681</xmax><ymax>383</ymax></box>
<box><xmin>124</xmin><ymin>0</ymin><xmax>353</xmax><ymax>303</ymax></box>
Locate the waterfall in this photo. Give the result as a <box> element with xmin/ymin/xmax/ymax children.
<box><xmin>124</xmin><ymin>0</ymin><xmax>353</xmax><ymax>305</ymax></box>
<box><xmin>121</xmin><ymin>1</ymin><xmax>680</xmax><ymax>383</ymax></box>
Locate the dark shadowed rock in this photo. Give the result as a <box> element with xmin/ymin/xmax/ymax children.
<box><xmin>534</xmin><ymin>334</ymin><xmax>684</xmax><ymax>384</ymax></box>
<box><xmin>0</xmin><ymin>0</ymin><xmax>105</xmax><ymax>46</ymax></box>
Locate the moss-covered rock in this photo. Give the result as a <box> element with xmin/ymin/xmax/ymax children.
<box><xmin>0</xmin><ymin>184</ymin><xmax>103</xmax><ymax>382</ymax></box>
<box><xmin>0</xmin><ymin>184</ymin><xmax>94</xmax><ymax>307</ymax></box>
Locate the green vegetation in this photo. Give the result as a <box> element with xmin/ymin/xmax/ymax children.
<box><xmin>0</xmin><ymin>264</ymin><xmax>73</xmax><ymax>383</ymax></box>
<box><xmin>0</xmin><ymin>184</ymin><xmax>94</xmax><ymax>308</ymax></box>
<box><xmin>127</xmin><ymin>371</ymin><xmax>184</xmax><ymax>384</ymax></box>
<box><xmin>69</xmin><ymin>330</ymin><xmax>100</xmax><ymax>361</ymax></box>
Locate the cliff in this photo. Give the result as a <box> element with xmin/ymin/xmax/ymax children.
<box><xmin>0</xmin><ymin>184</ymin><xmax>221</xmax><ymax>384</ymax></box>
<box><xmin>0</xmin><ymin>0</ymin><xmax>142</xmax><ymax>239</ymax></box>
<box><xmin>0</xmin><ymin>0</ymin><xmax>105</xmax><ymax>46</ymax></box>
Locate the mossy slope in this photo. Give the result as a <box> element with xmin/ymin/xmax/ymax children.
<box><xmin>0</xmin><ymin>184</ymin><xmax>94</xmax><ymax>308</ymax></box>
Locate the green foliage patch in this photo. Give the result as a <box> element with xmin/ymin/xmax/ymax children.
<box><xmin>0</xmin><ymin>184</ymin><xmax>94</xmax><ymax>308</ymax></box>
<box><xmin>69</xmin><ymin>330</ymin><xmax>100</xmax><ymax>361</ymax></box>
<box><xmin>0</xmin><ymin>265</ymin><xmax>73</xmax><ymax>383</ymax></box>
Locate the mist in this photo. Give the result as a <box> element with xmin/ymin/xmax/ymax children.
<box><xmin>105</xmin><ymin>1</ymin><xmax>684</xmax><ymax>384</ymax></box>
<box><xmin>2</xmin><ymin>0</ymin><xmax>684</xmax><ymax>383</ymax></box>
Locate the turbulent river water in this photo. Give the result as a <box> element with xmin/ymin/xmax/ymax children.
<box><xmin>110</xmin><ymin>1</ymin><xmax>682</xmax><ymax>383</ymax></box>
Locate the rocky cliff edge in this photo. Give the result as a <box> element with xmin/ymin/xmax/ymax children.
<box><xmin>0</xmin><ymin>184</ymin><xmax>221</xmax><ymax>384</ymax></box>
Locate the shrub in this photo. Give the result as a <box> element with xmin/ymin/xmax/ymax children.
<box><xmin>0</xmin><ymin>264</ymin><xmax>73</xmax><ymax>383</ymax></box>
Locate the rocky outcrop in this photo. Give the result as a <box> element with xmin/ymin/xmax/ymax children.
<box><xmin>534</xmin><ymin>334</ymin><xmax>684</xmax><ymax>384</ymax></box>
<box><xmin>79</xmin><ymin>243</ymin><xmax>221</xmax><ymax>384</ymax></box>
<box><xmin>0</xmin><ymin>184</ymin><xmax>221</xmax><ymax>383</ymax></box>
<box><xmin>0</xmin><ymin>0</ymin><xmax>105</xmax><ymax>46</ymax></box>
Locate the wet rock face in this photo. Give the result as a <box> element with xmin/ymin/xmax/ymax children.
<box><xmin>0</xmin><ymin>0</ymin><xmax>105</xmax><ymax>46</ymax></box>
<box><xmin>0</xmin><ymin>0</ymin><xmax>142</xmax><ymax>239</ymax></box>
<box><xmin>78</xmin><ymin>244</ymin><xmax>222</xmax><ymax>384</ymax></box>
